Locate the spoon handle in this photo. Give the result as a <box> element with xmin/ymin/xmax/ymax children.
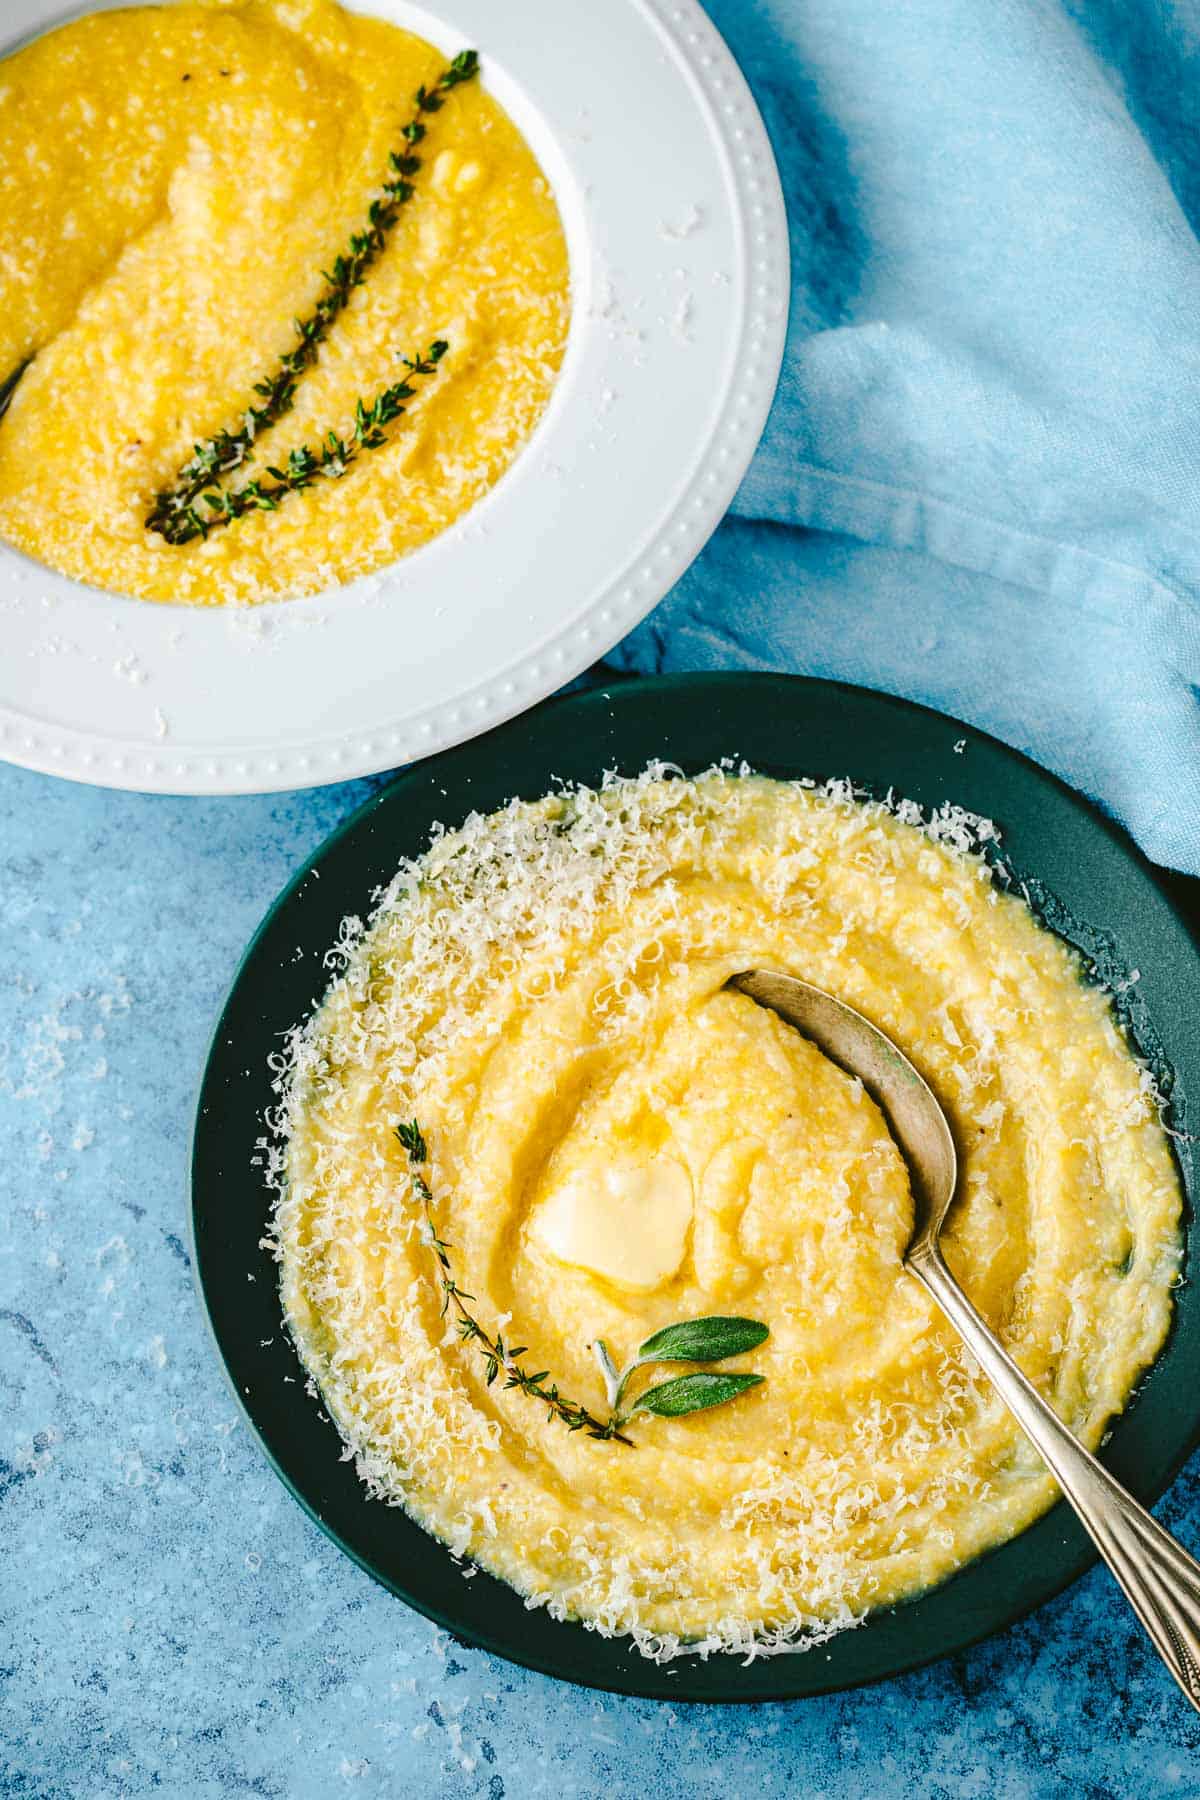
<box><xmin>910</xmin><ymin>1244</ymin><xmax>1200</xmax><ymax>1712</ymax></box>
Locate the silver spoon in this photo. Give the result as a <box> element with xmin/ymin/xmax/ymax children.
<box><xmin>729</xmin><ymin>967</ymin><xmax>1200</xmax><ymax>1710</ymax></box>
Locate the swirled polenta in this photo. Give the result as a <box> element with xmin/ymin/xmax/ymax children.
<box><xmin>0</xmin><ymin>0</ymin><xmax>568</xmax><ymax>604</ymax></box>
<box><xmin>271</xmin><ymin>771</ymin><xmax>1181</xmax><ymax>1658</ymax></box>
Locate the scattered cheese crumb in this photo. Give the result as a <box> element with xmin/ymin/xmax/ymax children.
<box><xmin>659</xmin><ymin>202</ymin><xmax>704</xmax><ymax>241</ymax></box>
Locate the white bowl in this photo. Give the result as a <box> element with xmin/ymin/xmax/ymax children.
<box><xmin>0</xmin><ymin>0</ymin><xmax>788</xmax><ymax>794</ymax></box>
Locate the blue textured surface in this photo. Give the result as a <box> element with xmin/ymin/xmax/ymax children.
<box><xmin>4</xmin><ymin>761</ymin><xmax>1200</xmax><ymax>1797</ymax></box>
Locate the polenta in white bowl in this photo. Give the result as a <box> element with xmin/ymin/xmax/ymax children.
<box><xmin>0</xmin><ymin>1</ymin><xmax>788</xmax><ymax>794</ymax></box>
<box><xmin>269</xmin><ymin>768</ymin><xmax>1181</xmax><ymax>1660</ymax></box>
<box><xmin>0</xmin><ymin>0</ymin><xmax>569</xmax><ymax>605</ymax></box>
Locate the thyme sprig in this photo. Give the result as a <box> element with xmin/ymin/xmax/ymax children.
<box><xmin>395</xmin><ymin>1119</ymin><xmax>768</xmax><ymax>1446</ymax></box>
<box><xmin>396</xmin><ymin>1119</ymin><xmax>630</xmax><ymax>1443</ymax></box>
<box><xmin>160</xmin><ymin>341</ymin><xmax>446</xmax><ymax>543</ymax></box>
<box><xmin>145</xmin><ymin>49</ymin><xmax>479</xmax><ymax>544</ymax></box>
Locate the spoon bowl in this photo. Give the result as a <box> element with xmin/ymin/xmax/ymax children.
<box><xmin>729</xmin><ymin>965</ymin><xmax>1200</xmax><ymax>1714</ymax></box>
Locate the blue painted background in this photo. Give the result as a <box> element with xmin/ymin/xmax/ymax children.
<box><xmin>4</xmin><ymin>754</ymin><xmax>1200</xmax><ymax>1798</ymax></box>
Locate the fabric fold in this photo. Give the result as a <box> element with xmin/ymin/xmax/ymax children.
<box><xmin>613</xmin><ymin>0</ymin><xmax>1200</xmax><ymax>873</ymax></box>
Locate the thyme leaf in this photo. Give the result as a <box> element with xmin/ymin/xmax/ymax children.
<box><xmin>146</xmin><ymin>50</ymin><xmax>478</xmax><ymax>544</ymax></box>
<box><xmin>395</xmin><ymin>1117</ymin><xmax>428</xmax><ymax>1163</ymax></box>
<box><xmin>0</xmin><ymin>356</ymin><xmax>32</xmax><ymax>423</ymax></box>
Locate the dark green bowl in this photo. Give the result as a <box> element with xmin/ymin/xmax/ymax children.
<box><xmin>191</xmin><ymin>674</ymin><xmax>1200</xmax><ymax>1702</ymax></box>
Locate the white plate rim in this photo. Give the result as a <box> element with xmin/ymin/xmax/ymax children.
<box><xmin>0</xmin><ymin>0</ymin><xmax>789</xmax><ymax>794</ymax></box>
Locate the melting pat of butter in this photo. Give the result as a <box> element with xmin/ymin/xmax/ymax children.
<box><xmin>531</xmin><ymin>1158</ymin><xmax>694</xmax><ymax>1291</ymax></box>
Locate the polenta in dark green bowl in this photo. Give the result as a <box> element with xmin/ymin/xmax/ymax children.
<box><xmin>191</xmin><ymin>674</ymin><xmax>1199</xmax><ymax>1701</ymax></box>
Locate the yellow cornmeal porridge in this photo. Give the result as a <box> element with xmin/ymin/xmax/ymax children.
<box><xmin>272</xmin><ymin>771</ymin><xmax>1181</xmax><ymax>1658</ymax></box>
<box><xmin>0</xmin><ymin>0</ymin><xmax>568</xmax><ymax>604</ymax></box>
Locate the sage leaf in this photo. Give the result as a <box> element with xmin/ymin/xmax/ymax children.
<box><xmin>631</xmin><ymin>1372</ymin><xmax>764</xmax><ymax>1419</ymax></box>
<box><xmin>636</xmin><ymin>1315</ymin><xmax>768</xmax><ymax>1365</ymax></box>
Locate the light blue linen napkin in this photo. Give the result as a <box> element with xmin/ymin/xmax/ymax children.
<box><xmin>610</xmin><ymin>0</ymin><xmax>1200</xmax><ymax>876</ymax></box>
